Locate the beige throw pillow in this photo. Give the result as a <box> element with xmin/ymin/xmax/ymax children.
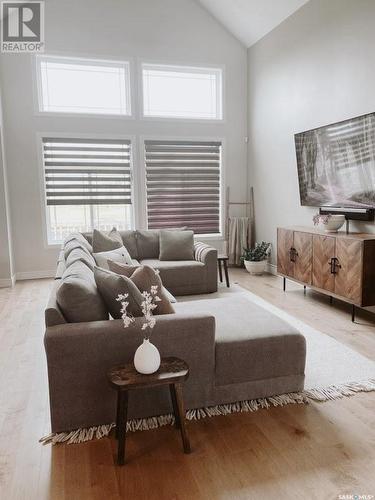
<box><xmin>93</xmin><ymin>246</ymin><xmax>133</xmax><ymax>269</ymax></box>
<box><xmin>159</xmin><ymin>230</ymin><xmax>194</xmax><ymax>261</ymax></box>
<box><xmin>92</xmin><ymin>227</ymin><xmax>123</xmax><ymax>253</ymax></box>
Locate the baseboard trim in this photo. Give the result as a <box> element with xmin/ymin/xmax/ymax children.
<box><xmin>0</xmin><ymin>274</ymin><xmax>16</xmax><ymax>287</ymax></box>
<box><xmin>15</xmin><ymin>270</ymin><xmax>55</xmax><ymax>281</ymax></box>
<box><xmin>267</xmin><ymin>263</ymin><xmax>277</xmax><ymax>276</ymax></box>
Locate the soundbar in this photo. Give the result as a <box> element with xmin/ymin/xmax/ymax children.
<box><xmin>319</xmin><ymin>206</ymin><xmax>374</xmax><ymax>221</ymax></box>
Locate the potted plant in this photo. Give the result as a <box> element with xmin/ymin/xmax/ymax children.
<box><xmin>312</xmin><ymin>213</ymin><xmax>345</xmax><ymax>232</ymax></box>
<box><xmin>241</xmin><ymin>241</ymin><xmax>271</xmax><ymax>275</ymax></box>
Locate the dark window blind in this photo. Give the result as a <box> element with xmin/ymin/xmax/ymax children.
<box><xmin>144</xmin><ymin>140</ymin><xmax>221</xmax><ymax>234</ymax></box>
<box><xmin>42</xmin><ymin>137</ymin><xmax>132</xmax><ymax>205</ymax></box>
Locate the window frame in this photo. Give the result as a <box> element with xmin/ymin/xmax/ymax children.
<box><xmin>34</xmin><ymin>54</ymin><xmax>133</xmax><ymax>119</ymax></box>
<box><xmin>139</xmin><ymin>61</ymin><xmax>225</xmax><ymax>123</ymax></box>
<box><xmin>139</xmin><ymin>134</ymin><xmax>225</xmax><ymax>239</ymax></box>
<box><xmin>37</xmin><ymin>132</ymin><xmax>137</xmax><ymax>247</ymax></box>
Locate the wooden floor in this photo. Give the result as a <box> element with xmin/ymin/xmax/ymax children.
<box><xmin>1</xmin><ymin>271</ymin><xmax>375</xmax><ymax>500</ymax></box>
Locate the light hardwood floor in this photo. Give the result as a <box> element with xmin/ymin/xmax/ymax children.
<box><xmin>1</xmin><ymin>271</ymin><xmax>375</xmax><ymax>500</ymax></box>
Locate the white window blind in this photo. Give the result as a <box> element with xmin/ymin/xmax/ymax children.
<box><xmin>42</xmin><ymin>137</ymin><xmax>132</xmax><ymax>206</ymax></box>
<box><xmin>144</xmin><ymin>140</ymin><xmax>221</xmax><ymax>234</ymax></box>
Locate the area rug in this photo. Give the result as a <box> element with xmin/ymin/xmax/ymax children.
<box><xmin>41</xmin><ymin>284</ymin><xmax>375</xmax><ymax>445</ymax></box>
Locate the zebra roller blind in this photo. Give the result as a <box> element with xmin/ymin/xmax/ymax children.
<box><xmin>145</xmin><ymin>140</ymin><xmax>221</xmax><ymax>234</ymax></box>
<box><xmin>42</xmin><ymin>137</ymin><xmax>132</xmax><ymax>205</ymax></box>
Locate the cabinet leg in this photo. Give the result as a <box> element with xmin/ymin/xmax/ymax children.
<box><xmin>351</xmin><ymin>304</ymin><xmax>355</xmax><ymax>323</ymax></box>
<box><xmin>283</xmin><ymin>277</ymin><xmax>286</xmax><ymax>292</ymax></box>
<box><xmin>303</xmin><ymin>285</ymin><xmax>306</xmax><ymax>295</ymax></box>
<box><xmin>330</xmin><ymin>296</ymin><xmax>333</xmax><ymax>306</ymax></box>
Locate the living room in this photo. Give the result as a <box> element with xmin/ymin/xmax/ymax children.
<box><xmin>1</xmin><ymin>0</ymin><xmax>374</xmax><ymax>498</ymax></box>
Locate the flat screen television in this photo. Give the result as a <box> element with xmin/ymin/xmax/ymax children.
<box><xmin>295</xmin><ymin>112</ymin><xmax>375</xmax><ymax>208</ymax></box>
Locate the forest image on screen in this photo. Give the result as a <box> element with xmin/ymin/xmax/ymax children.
<box><xmin>295</xmin><ymin>112</ymin><xmax>375</xmax><ymax>208</ymax></box>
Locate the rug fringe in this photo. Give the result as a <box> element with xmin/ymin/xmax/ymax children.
<box><xmin>40</xmin><ymin>379</ymin><xmax>375</xmax><ymax>446</ymax></box>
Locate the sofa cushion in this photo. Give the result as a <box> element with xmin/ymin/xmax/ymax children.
<box><xmin>56</xmin><ymin>261</ymin><xmax>108</xmax><ymax>323</ymax></box>
<box><xmin>92</xmin><ymin>228</ymin><xmax>123</xmax><ymax>253</ymax></box>
<box><xmin>64</xmin><ymin>232</ymin><xmax>93</xmax><ymax>253</ymax></box>
<box><xmin>118</xmin><ymin>230</ymin><xmax>138</xmax><ymax>259</ymax></box>
<box><xmin>94</xmin><ymin>267</ymin><xmax>144</xmax><ymax>318</ymax></box>
<box><xmin>93</xmin><ymin>246</ymin><xmax>133</xmax><ymax>269</ymax></box>
<box><xmin>66</xmin><ymin>247</ymin><xmax>96</xmax><ymax>270</ymax></box>
<box><xmin>140</xmin><ymin>259</ymin><xmax>205</xmax><ymax>291</ymax></box>
<box><xmin>63</xmin><ymin>239</ymin><xmax>92</xmax><ymax>260</ymax></box>
<box><xmin>174</xmin><ymin>296</ymin><xmax>306</xmax><ymax>386</ymax></box>
<box><xmin>159</xmin><ymin>230</ymin><xmax>194</xmax><ymax>261</ymax></box>
<box><xmin>135</xmin><ymin>230</ymin><xmax>160</xmax><ymax>259</ymax></box>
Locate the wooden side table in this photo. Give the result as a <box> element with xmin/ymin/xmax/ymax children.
<box><xmin>218</xmin><ymin>255</ymin><xmax>230</xmax><ymax>287</ymax></box>
<box><xmin>107</xmin><ymin>357</ymin><xmax>191</xmax><ymax>465</ymax></box>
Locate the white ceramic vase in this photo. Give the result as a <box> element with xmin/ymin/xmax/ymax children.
<box><xmin>134</xmin><ymin>339</ymin><xmax>161</xmax><ymax>375</ymax></box>
<box><xmin>244</xmin><ymin>259</ymin><xmax>267</xmax><ymax>275</ymax></box>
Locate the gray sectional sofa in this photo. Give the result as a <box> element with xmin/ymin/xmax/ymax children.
<box><xmin>45</xmin><ymin>230</ymin><xmax>306</xmax><ymax>434</ymax></box>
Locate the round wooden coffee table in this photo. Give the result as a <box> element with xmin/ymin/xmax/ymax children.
<box><xmin>108</xmin><ymin>356</ymin><xmax>191</xmax><ymax>465</ymax></box>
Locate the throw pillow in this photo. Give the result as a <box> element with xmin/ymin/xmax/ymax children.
<box><xmin>107</xmin><ymin>261</ymin><xmax>176</xmax><ymax>311</ymax></box>
<box><xmin>56</xmin><ymin>261</ymin><xmax>109</xmax><ymax>323</ymax></box>
<box><xmin>159</xmin><ymin>230</ymin><xmax>194</xmax><ymax>261</ymax></box>
<box><xmin>93</xmin><ymin>246</ymin><xmax>133</xmax><ymax>270</ymax></box>
<box><xmin>92</xmin><ymin>227</ymin><xmax>123</xmax><ymax>253</ymax></box>
<box><xmin>94</xmin><ymin>266</ymin><xmax>144</xmax><ymax>319</ymax></box>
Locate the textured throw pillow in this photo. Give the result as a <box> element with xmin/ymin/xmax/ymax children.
<box><xmin>94</xmin><ymin>267</ymin><xmax>144</xmax><ymax>319</ymax></box>
<box><xmin>65</xmin><ymin>247</ymin><xmax>96</xmax><ymax>270</ymax></box>
<box><xmin>93</xmin><ymin>246</ymin><xmax>133</xmax><ymax>270</ymax></box>
<box><xmin>56</xmin><ymin>261</ymin><xmax>109</xmax><ymax>323</ymax></box>
<box><xmin>159</xmin><ymin>230</ymin><xmax>194</xmax><ymax>261</ymax></box>
<box><xmin>92</xmin><ymin>227</ymin><xmax>123</xmax><ymax>253</ymax></box>
<box><xmin>107</xmin><ymin>261</ymin><xmax>176</xmax><ymax>310</ymax></box>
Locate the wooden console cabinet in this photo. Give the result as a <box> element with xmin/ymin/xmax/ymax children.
<box><xmin>277</xmin><ymin>227</ymin><xmax>375</xmax><ymax>320</ymax></box>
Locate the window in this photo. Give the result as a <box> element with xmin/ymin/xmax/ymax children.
<box><xmin>142</xmin><ymin>64</ymin><xmax>223</xmax><ymax>120</ymax></box>
<box><xmin>144</xmin><ymin>139</ymin><xmax>222</xmax><ymax>235</ymax></box>
<box><xmin>42</xmin><ymin>137</ymin><xmax>133</xmax><ymax>243</ymax></box>
<box><xmin>37</xmin><ymin>56</ymin><xmax>131</xmax><ymax>115</ymax></box>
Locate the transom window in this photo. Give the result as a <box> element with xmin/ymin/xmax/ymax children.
<box><xmin>142</xmin><ymin>63</ymin><xmax>223</xmax><ymax>120</ymax></box>
<box><xmin>37</xmin><ymin>56</ymin><xmax>131</xmax><ymax>115</ymax></box>
<box><xmin>42</xmin><ymin>137</ymin><xmax>133</xmax><ymax>243</ymax></box>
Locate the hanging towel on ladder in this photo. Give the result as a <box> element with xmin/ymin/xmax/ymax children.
<box><xmin>228</xmin><ymin>217</ymin><xmax>252</xmax><ymax>266</ymax></box>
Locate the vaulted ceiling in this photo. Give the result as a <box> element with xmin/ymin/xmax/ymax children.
<box><xmin>197</xmin><ymin>0</ymin><xmax>309</xmax><ymax>47</ymax></box>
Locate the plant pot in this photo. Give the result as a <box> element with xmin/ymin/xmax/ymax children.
<box><xmin>134</xmin><ymin>339</ymin><xmax>161</xmax><ymax>374</ymax></box>
<box><xmin>322</xmin><ymin>214</ymin><xmax>345</xmax><ymax>232</ymax></box>
<box><xmin>244</xmin><ymin>260</ymin><xmax>268</xmax><ymax>275</ymax></box>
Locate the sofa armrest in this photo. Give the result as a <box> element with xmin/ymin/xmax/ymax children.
<box><xmin>194</xmin><ymin>241</ymin><xmax>218</xmax><ymax>264</ymax></box>
<box><xmin>44</xmin><ymin>313</ymin><xmax>216</xmax><ymax>431</ymax></box>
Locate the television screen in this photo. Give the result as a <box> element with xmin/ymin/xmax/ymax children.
<box><xmin>295</xmin><ymin>112</ymin><xmax>375</xmax><ymax>208</ymax></box>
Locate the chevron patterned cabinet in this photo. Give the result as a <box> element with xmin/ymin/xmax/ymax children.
<box><xmin>277</xmin><ymin>227</ymin><xmax>375</xmax><ymax>312</ymax></box>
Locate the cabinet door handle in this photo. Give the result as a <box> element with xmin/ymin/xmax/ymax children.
<box><xmin>289</xmin><ymin>247</ymin><xmax>298</xmax><ymax>262</ymax></box>
<box><xmin>330</xmin><ymin>257</ymin><xmax>341</xmax><ymax>274</ymax></box>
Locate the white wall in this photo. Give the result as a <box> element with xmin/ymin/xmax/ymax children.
<box><xmin>247</xmin><ymin>0</ymin><xmax>375</xmax><ymax>265</ymax></box>
<box><xmin>0</xmin><ymin>86</ymin><xmax>14</xmax><ymax>286</ymax></box>
<box><xmin>0</xmin><ymin>0</ymin><xmax>247</xmax><ymax>278</ymax></box>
